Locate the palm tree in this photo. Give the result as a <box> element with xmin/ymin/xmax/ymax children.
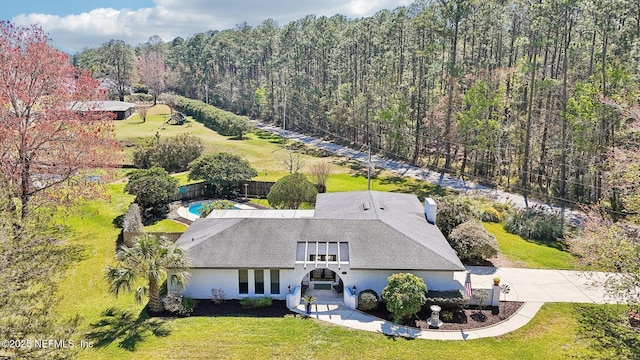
<box><xmin>105</xmin><ymin>235</ymin><xmax>190</xmax><ymax>312</ymax></box>
<box><xmin>303</xmin><ymin>295</ymin><xmax>317</xmax><ymax>315</ymax></box>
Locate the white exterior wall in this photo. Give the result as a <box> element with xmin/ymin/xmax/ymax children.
<box><xmin>171</xmin><ymin>268</ymin><xmax>300</xmax><ymax>300</ymax></box>
<box><xmin>344</xmin><ymin>269</ymin><xmax>461</xmax><ymax>296</ymax></box>
<box><xmin>172</xmin><ymin>266</ymin><xmax>462</xmax><ymax>301</ymax></box>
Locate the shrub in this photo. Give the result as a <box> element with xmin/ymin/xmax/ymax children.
<box><xmin>448</xmin><ymin>220</ymin><xmax>499</xmax><ymax>262</ymax></box>
<box><xmin>173</xmin><ymin>96</ymin><xmax>254</xmax><ymax>138</ymax></box>
<box><xmin>267</xmin><ymin>173</ymin><xmax>318</xmax><ymax>209</ymax></box>
<box><xmin>198</xmin><ymin>200</ymin><xmax>235</xmax><ymax>218</ymax></box>
<box><xmin>435</xmin><ymin>195</ymin><xmax>479</xmax><ymax>238</ymax></box>
<box><xmin>180</xmin><ymin>296</ymin><xmax>197</xmax><ymax>316</ymax></box>
<box><xmin>133</xmin><ymin>134</ymin><xmax>204</xmax><ymax>173</ymax></box>
<box><xmin>472</xmin><ymin>289</ymin><xmax>490</xmax><ymax>312</ymax></box>
<box><xmin>122</xmin><ymin>203</ymin><xmax>144</xmax><ymax>233</ymax></box>
<box><xmin>188</xmin><ymin>152</ymin><xmax>258</xmax><ymax>198</ymax></box>
<box><xmin>240</xmin><ymin>297</ymin><xmax>272</xmax><ymax>309</ymax></box>
<box><xmin>161</xmin><ymin>291</ymin><xmax>183</xmax><ymax>313</ymax></box>
<box><xmin>357</xmin><ymin>289</ymin><xmax>379</xmax><ymax>311</ymax></box>
<box><xmin>424</xmin><ymin>290</ymin><xmax>467</xmax><ymax>311</ymax></box>
<box><xmin>440</xmin><ymin>310</ymin><xmax>454</xmax><ymax>322</ymax></box>
<box><xmin>162</xmin><ymin>291</ymin><xmax>196</xmax><ymax>316</ymax></box>
<box><xmin>504</xmin><ymin>205</ymin><xmax>566</xmax><ymax>242</ymax></box>
<box><xmin>125</xmin><ymin>167</ymin><xmax>179</xmax><ymax>217</ymax></box>
<box><xmin>211</xmin><ymin>288</ymin><xmax>226</xmax><ymax>304</ymax></box>
<box><xmin>382</xmin><ymin>273</ymin><xmax>428</xmax><ymax>323</ymax></box>
<box><xmin>481</xmin><ymin>207</ymin><xmax>506</xmax><ymax>223</ymax></box>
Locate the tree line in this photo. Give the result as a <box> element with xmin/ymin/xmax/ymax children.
<box><xmin>74</xmin><ymin>0</ymin><xmax>640</xmax><ymax>214</ymax></box>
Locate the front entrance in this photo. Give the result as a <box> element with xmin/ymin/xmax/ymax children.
<box><xmin>301</xmin><ymin>269</ymin><xmax>343</xmax><ymax>301</ymax></box>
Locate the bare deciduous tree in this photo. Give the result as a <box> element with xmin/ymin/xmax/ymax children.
<box><xmin>308</xmin><ymin>161</ymin><xmax>333</xmax><ymax>193</ymax></box>
<box><xmin>282</xmin><ymin>148</ymin><xmax>305</xmax><ymax>174</ymax></box>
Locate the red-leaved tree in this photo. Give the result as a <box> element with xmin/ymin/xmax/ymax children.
<box><xmin>0</xmin><ymin>22</ymin><xmax>121</xmax><ymax>220</ymax></box>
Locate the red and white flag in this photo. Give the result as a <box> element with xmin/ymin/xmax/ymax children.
<box><xmin>464</xmin><ymin>272</ymin><xmax>473</xmax><ymax>298</ymax></box>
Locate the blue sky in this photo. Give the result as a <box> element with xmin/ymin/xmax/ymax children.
<box><xmin>1</xmin><ymin>0</ymin><xmax>412</xmax><ymax>53</ymax></box>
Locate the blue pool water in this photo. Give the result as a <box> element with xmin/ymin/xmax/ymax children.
<box><xmin>188</xmin><ymin>202</ymin><xmax>239</xmax><ymax>215</ymax></box>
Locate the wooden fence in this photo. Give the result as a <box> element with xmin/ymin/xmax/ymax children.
<box><xmin>171</xmin><ymin>180</ymin><xmax>275</xmax><ymax>202</ymax></box>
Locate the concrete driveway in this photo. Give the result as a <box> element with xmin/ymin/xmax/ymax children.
<box><xmin>460</xmin><ymin>267</ymin><xmax>615</xmax><ymax>304</ymax></box>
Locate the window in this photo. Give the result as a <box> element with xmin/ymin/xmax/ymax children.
<box><xmin>270</xmin><ymin>270</ymin><xmax>280</xmax><ymax>294</ymax></box>
<box><xmin>239</xmin><ymin>269</ymin><xmax>248</xmax><ymax>294</ymax></box>
<box><xmin>255</xmin><ymin>269</ymin><xmax>264</xmax><ymax>294</ymax></box>
<box><xmin>296</xmin><ymin>242</ymin><xmax>347</xmax><ymax>262</ymax></box>
<box><xmin>309</xmin><ymin>254</ymin><xmax>337</xmax><ymax>261</ymax></box>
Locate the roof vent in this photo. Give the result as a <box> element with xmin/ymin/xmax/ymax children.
<box><xmin>362</xmin><ymin>201</ymin><xmax>370</xmax><ymax>211</ymax></box>
<box><xmin>377</xmin><ymin>202</ymin><xmax>385</xmax><ymax>210</ymax></box>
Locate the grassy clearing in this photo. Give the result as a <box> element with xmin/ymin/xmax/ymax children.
<box><xmin>115</xmin><ymin>105</ymin><xmax>451</xmax><ymax>199</ymax></box>
<box><xmin>115</xmin><ymin>105</ymin><xmax>346</xmax><ymax>177</ymax></box>
<box><xmin>484</xmin><ymin>222</ymin><xmax>577</xmax><ymax>269</ymax></box>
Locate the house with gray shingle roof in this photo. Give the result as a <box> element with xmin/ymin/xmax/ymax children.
<box><xmin>169</xmin><ymin>191</ymin><xmax>465</xmax><ymax>309</ymax></box>
<box><xmin>70</xmin><ymin>100</ymin><xmax>136</xmax><ymax>120</ymax></box>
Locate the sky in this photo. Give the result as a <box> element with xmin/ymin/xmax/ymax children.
<box><xmin>2</xmin><ymin>0</ymin><xmax>413</xmax><ymax>53</ymax></box>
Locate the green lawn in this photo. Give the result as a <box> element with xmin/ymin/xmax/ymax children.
<box><xmin>76</xmin><ymin>303</ymin><xmax>599</xmax><ymax>360</ymax></box>
<box><xmin>484</xmin><ymin>222</ymin><xmax>577</xmax><ymax>269</ymax></box>
<box><xmin>115</xmin><ymin>105</ymin><xmax>346</xmax><ymax>178</ymax></box>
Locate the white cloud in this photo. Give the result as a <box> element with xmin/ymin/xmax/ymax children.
<box><xmin>11</xmin><ymin>0</ymin><xmax>411</xmax><ymax>53</ymax></box>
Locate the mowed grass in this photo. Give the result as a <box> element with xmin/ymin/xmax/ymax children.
<box><xmin>114</xmin><ymin>105</ymin><xmax>348</xmax><ymax>178</ymax></box>
<box><xmin>79</xmin><ymin>303</ymin><xmax>596</xmax><ymax>360</ymax></box>
<box><xmin>484</xmin><ymin>222</ymin><xmax>577</xmax><ymax>269</ymax></box>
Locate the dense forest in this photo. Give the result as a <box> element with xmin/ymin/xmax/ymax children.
<box><xmin>74</xmin><ymin>0</ymin><xmax>640</xmax><ymax>215</ymax></box>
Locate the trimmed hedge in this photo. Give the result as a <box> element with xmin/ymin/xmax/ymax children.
<box><xmin>424</xmin><ymin>290</ymin><xmax>466</xmax><ymax>311</ymax></box>
<box><xmin>174</xmin><ymin>96</ymin><xmax>253</xmax><ymax>137</ymax></box>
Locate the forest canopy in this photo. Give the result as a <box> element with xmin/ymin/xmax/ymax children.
<box><xmin>76</xmin><ymin>0</ymin><xmax>640</xmax><ymax>214</ymax></box>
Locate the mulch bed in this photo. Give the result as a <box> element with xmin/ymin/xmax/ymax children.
<box><xmin>149</xmin><ymin>299</ymin><xmax>524</xmax><ymax>332</ymax></box>
<box><xmin>148</xmin><ymin>300</ymin><xmax>296</xmax><ymax>318</ymax></box>
<box><xmin>363</xmin><ymin>301</ymin><xmax>525</xmax><ymax>331</ymax></box>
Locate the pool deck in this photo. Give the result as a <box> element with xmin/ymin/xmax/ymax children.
<box><xmin>176</xmin><ymin>202</ymin><xmax>315</xmax><ymax>221</ymax></box>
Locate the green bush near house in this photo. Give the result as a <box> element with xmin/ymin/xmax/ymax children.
<box><xmin>480</xmin><ymin>206</ymin><xmax>506</xmax><ymax>223</ymax></box>
<box><xmin>448</xmin><ymin>220</ymin><xmax>500</xmax><ymax>263</ymax></box>
<box><xmin>382</xmin><ymin>273</ymin><xmax>428</xmax><ymax>323</ymax></box>
<box><xmin>424</xmin><ymin>290</ymin><xmax>467</xmax><ymax>311</ymax></box>
<box><xmin>198</xmin><ymin>200</ymin><xmax>235</xmax><ymax>217</ymax></box>
<box><xmin>357</xmin><ymin>289</ymin><xmax>380</xmax><ymax>311</ymax></box>
<box><xmin>434</xmin><ymin>195</ymin><xmax>478</xmax><ymax>238</ymax></box>
<box><xmin>239</xmin><ymin>297</ymin><xmax>273</xmax><ymax>309</ymax></box>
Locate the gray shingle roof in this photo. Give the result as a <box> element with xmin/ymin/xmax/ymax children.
<box><xmin>70</xmin><ymin>101</ymin><xmax>136</xmax><ymax>112</ymax></box>
<box><xmin>176</xmin><ymin>191</ymin><xmax>464</xmax><ymax>271</ymax></box>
